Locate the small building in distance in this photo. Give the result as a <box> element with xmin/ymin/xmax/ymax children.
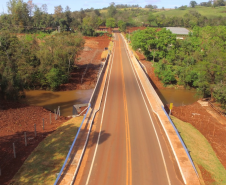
<box><xmin>165</xmin><ymin>27</ymin><xmax>190</xmax><ymax>40</ymax></box>
<box><xmin>96</xmin><ymin>26</ymin><xmax>111</xmax><ymax>33</ymax></box>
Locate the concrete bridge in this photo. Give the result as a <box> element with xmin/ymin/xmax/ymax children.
<box><xmin>54</xmin><ymin>33</ymin><xmax>200</xmax><ymax>185</ymax></box>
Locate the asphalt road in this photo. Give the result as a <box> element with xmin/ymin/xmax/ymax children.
<box><xmin>74</xmin><ymin>33</ymin><xmax>184</xmax><ymax>185</ymax></box>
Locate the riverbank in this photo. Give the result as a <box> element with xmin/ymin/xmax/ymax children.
<box><xmin>0</xmin><ymin>100</ymin><xmax>70</xmax><ymax>185</ymax></box>
<box><xmin>57</xmin><ymin>35</ymin><xmax>110</xmax><ymax>91</ymax></box>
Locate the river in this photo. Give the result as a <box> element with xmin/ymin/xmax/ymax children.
<box><xmin>22</xmin><ymin>88</ymin><xmax>199</xmax><ymax>117</ymax></box>
<box><xmin>21</xmin><ymin>89</ymin><xmax>94</xmax><ymax>117</ymax></box>
<box><xmin>156</xmin><ymin>88</ymin><xmax>200</xmax><ymax>106</ymax></box>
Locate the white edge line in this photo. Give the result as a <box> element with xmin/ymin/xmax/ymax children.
<box><xmin>121</xmin><ymin>34</ymin><xmax>187</xmax><ymax>185</ymax></box>
<box><xmin>85</xmin><ymin>35</ymin><xmax>116</xmax><ymax>185</ymax></box>
<box><xmin>122</xmin><ymin>35</ymin><xmax>171</xmax><ymax>185</ymax></box>
<box><xmin>68</xmin><ymin>35</ymin><xmax>116</xmax><ymax>185</ymax></box>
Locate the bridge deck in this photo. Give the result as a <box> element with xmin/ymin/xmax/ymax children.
<box><xmin>74</xmin><ymin>33</ymin><xmax>184</xmax><ymax>185</ymax></box>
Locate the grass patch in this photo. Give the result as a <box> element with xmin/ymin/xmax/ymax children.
<box><xmin>154</xmin><ymin>6</ymin><xmax>226</xmax><ymax>18</ymax></box>
<box><xmin>10</xmin><ymin>116</ymin><xmax>84</xmax><ymax>185</ymax></box>
<box><xmin>171</xmin><ymin>116</ymin><xmax>226</xmax><ymax>185</ymax></box>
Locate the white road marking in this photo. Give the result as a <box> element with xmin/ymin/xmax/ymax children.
<box><xmin>85</xmin><ymin>34</ymin><xmax>117</xmax><ymax>185</ymax></box>
<box><xmin>121</xmin><ymin>34</ymin><xmax>171</xmax><ymax>185</ymax></box>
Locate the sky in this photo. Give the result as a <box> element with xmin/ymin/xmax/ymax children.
<box><xmin>0</xmin><ymin>0</ymin><xmax>205</xmax><ymax>14</ymax></box>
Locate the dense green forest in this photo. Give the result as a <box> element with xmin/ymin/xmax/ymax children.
<box><xmin>130</xmin><ymin>26</ymin><xmax>226</xmax><ymax>108</ymax></box>
<box><xmin>0</xmin><ymin>31</ymin><xmax>84</xmax><ymax>99</ymax></box>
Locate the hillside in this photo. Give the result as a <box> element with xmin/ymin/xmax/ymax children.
<box><xmin>154</xmin><ymin>6</ymin><xmax>226</xmax><ymax>17</ymax></box>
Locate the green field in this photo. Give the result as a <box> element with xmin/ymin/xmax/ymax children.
<box><xmin>154</xmin><ymin>6</ymin><xmax>226</xmax><ymax>17</ymax></box>
<box><xmin>101</xmin><ymin>6</ymin><xmax>226</xmax><ymax>17</ymax></box>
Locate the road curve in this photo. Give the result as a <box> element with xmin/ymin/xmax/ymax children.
<box><xmin>74</xmin><ymin>33</ymin><xmax>184</xmax><ymax>185</ymax></box>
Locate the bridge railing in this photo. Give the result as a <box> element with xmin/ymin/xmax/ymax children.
<box><xmin>54</xmin><ymin>104</ymin><xmax>91</xmax><ymax>185</ymax></box>
<box><xmin>54</xmin><ymin>52</ymin><xmax>111</xmax><ymax>185</ymax></box>
<box><xmin>89</xmin><ymin>54</ymin><xmax>110</xmax><ymax>108</ymax></box>
<box><xmin>161</xmin><ymin>106</ymin><xmax>199</xmax><ymax>178</ymax></box>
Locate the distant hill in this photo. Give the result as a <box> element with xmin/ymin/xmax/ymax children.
<box><xmin>153</xmin><ymin>6</ymin><xmax>226</xmax><ymax>17</ymax></box>
<box><xmin>100</xmin><ymin>6</ymin><xmax>226</xmax><ymax>18</ymax></box>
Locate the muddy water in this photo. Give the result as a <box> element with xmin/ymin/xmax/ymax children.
<box><xmin>22</xmin><ymin>88</ymin><xmax>198</xmax><ymax>117</ymax></box>
<box><xmin>156</xmin><ymin>89</ymin><xmax>200</xmax><ymax>107</ymax></box>
<box><xmin>21</xmin><ymin>89</ymin><xmax>93</xmax><ymax>116</ymax></box>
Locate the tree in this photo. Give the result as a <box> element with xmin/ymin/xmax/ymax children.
<box><xmin>108</xmin><ymin>3</ymin><xmax>117</xmax><ymax>17</ymax></box>
<box><xmin>79</xmin><ymin>8</ymin><xmax>86</xmax><ymax>23</ymax></box>
<box><xmin>7</xmin><ymin>0</ymin><xmax>30</xmax><ymax>29</ymax></box>
<box><xmin>217</xmin><ymin>0</ymin><xmax>225</xmax><ymax>6</ymax></box>
<box><xmin>27</xmin><ymin>0</ymin><xmax>34</xmax><ymax>16</ymax></box>
<box><xmin>118</xmin><ymin>20</ymin><xmax>126</xmax><ymax>32</ymax></box>
<box><xmin>106</xmin><ymin>17</ymin><xmax>116</xmax><ymax>28</ymax></box>
<box><xmin>33</xmin><ymin>5</ymin><xmax>42</xmax><ymax>27</ymax></box>
<box><xmin>145</xmin><ymin>4</ymin><xmax>153</xmax><ymax>9</ymax></box>
<box><xmin>54</xmin><ymin>5</ymin><xmax>63</xmax><ymax>18</ymax></box>
<box><xmin>214</xmin><ymin>84</ymin><xmax>226</xmax><ymax>108</ymax></box>
<box><xmin>94</xmin><ymin>9</ymin><xmax>100</xmax><ymax>16</ymax></box>
<box><xmin>190</xmin><ymin>1</ymin><xmax>197</xmax><ymax>8</ymax></box>
<box><xmin>41</xmin><ymin>4</ymin><xmax>48</xmax><ymax>13</ymax></box>
<box><xmin>64</xmin><ymin>5</ymin><xmax>72</xmax><ymax>30</ymax></box>
<box><xmin>0</xmin><ymin>31</ymin><xmax>33</xmax><ymax>99</ymax></box>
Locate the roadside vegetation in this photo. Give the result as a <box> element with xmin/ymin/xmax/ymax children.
<box><xmin>171</xmin><ymin>116</ymin><xmax>226</xmax><ymax>184</ymax></box>
<box><xmin>0</xmin><ymin>31</ymin><xmax>84</xmax><ymax>100</ymax></box>
<box><xmin>130</xmin><ymin>26</ymin><xmax>226</xmax><ymax>109</ymax></box>
<box><xmin>10</xmin><ymin>116</ymin><xmax>83</xmax><ymax>185</ymax></box>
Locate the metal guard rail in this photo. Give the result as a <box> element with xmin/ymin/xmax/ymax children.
<box><xmin>54</xmin><ymin>104</ymin><xmax>91</xmax><ymax>185</ymax></box>
<box><xmin>54</xmin><ymin>53</ymin><xmax>110</xmax><ymax>185</ymax></box>
<box><xmin>161</xmin><ymin>105</ymin><xmax>199</xmax><ymax>178</ymax></box>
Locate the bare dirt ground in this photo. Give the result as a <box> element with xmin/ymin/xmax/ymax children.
<box><xmin>126</xmin><ymin>27</ymin><xmax>161</xmax><ymax>34</ymax></box>
<box><xmin>126</xmin><ymin>27</ymin><xmax>147</xmax><ymax>33</ymax></box>
<box><xmin>58</xmin><ymin>35</ymin><xmax>110</xmax><ymax>91</ymax></box>
<box><xmin>171</xmin><ymin>102</ymin><xmax>226</xmax><ymax>184</ymax></box>
<box><xmin>0</xmin><ymin>100</ymin><xmax>70</xmax><ymax>185</ymax></box>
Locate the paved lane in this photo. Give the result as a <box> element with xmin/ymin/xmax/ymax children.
<box><xmin>74</xmin><ymin>33</ymin><xmax>183</xmax><ymax>185</ymax></box>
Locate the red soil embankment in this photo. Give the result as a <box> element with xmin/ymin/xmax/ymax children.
<box><xmin>135</xmin><ymin>51</ymin><xmax>165</xmax><ymax>89</ymax></box>
<box><xmin>58</xmin><ymin>35</ymin><xmax>110</xmax><ymax>91</ymax></box>
<box><xmin>0</xmin><ymin>100</ymin><xmax>69</xmax><ymax>185</ymax></box>
<box><xmin>172</xmin><ymin>102</ymin><xmax>226</xmax><ymax>170</ymax></box>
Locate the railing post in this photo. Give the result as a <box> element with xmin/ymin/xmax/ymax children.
<box><xmin>13</xmin><ymin>143</ymin><xmax>16</xmax><ymax>158</ymax></box>
<box><xmin>50</xmin><ymin>113</ymin><xmax>51</xmax><ymax>124</ymax></box>
<box><xmin>34</xmin><ymin>124</ymin><xmax>36</xmax><ymax>137</ymax></box>
<box><xmin>24</xmin><ymin>132</ymin><xmax>27</xmax><ymax>146</ymax></box>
